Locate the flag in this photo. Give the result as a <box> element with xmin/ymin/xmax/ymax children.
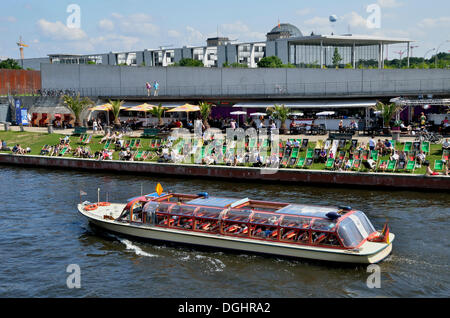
<box><xmin>80</xmin><ymin>190</ymin><xmax>87</xmax><ymax>196</ymax></box>
<box><xmin>155</xmin><ymin>183</ymin><xmax>163</xmax><ymax>196</ymax></box>
<box><xmin>381</xmin><ymin>223</ymin><xmax>390</xmax><ymax>244</ymax></box>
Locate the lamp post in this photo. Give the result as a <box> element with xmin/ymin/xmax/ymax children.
<box><xmin>435</xmin><ymin>40</ymin><xmax>450</xmax><ymax>67</ymax></box>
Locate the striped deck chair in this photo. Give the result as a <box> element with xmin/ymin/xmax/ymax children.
<box><xmin>421</xmin><ymin>141</ymin><xmax>430</xmax><ymax>154</ymax></box>
<box><xmin>301</xmin><ymin>139</ymin><xmax>309</xmax><ymax>150</ymax></box>
<box><xmin>405</xmin><ymin>160</ymin><xmax>416</xmax><ymax>173</ymax></box>
<box><xmin>288</xmin><ymin>147</ymin><xmax>300</xmax><ymax>167</ymax></box>
<box><xmin>377</xmin><ymin>160</ymin><xmax>388</xmax><ymax>172</ymax></box>
<box><xmin>361</xmin><ymin>150</ymin><xmax>369</xmax><ymax>161</ymax></box>
<box><xmin>135</xmin><ymin>139</ymin><xmax>141</xmax><ymax>149</ymax></box>
<box><xmin>434</xmin><ymin>160</ymin><xmax>444</xmax><ymax>172</ymax></box>
<box><xmin>325</xmin><ymin>158</ymin><xmax>335</xmax><ymax>170</ymax></box>
<box><xmin>351</xmin><ymin>159</ymin><xmax>362</xmax><ymax>171</ymax></box>
<box><xmin>443</xmin><ymin>149</ymin><xmax>449</xmax><ymax>161</ymax></box>
<box><xmin>386</xmin><ymin>160</ymin><xmax>397</xmax><ymax>172</ymax></box>
<box><xmin>403</xmin><ymin>142</ymin><xmax>412</xmax><ymax>152</ymax></box>
<box><xmin>134</xmin><ymin>150</ymin><xmax>144</xmax><ymax>161</ymax></box>
<box><xmin>79</xmin><ymin>134</ymin><xmax>87</xmax><ymax>144</ymax></box>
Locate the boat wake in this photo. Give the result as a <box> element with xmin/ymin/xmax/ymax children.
<box><xmin>119</xmin><ymin>238</ymin><xmax>159</xmax><ymax>258</ymax></box>
<box><xmin>195</xmin><ymin>254</ymin><xmax>226</xmax><ymax>272</ymax></box>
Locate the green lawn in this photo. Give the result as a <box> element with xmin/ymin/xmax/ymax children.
<box><xmin>0</xmin><ymin>131</ymin><xmax>446</xmax><ymax>175</ymax></box>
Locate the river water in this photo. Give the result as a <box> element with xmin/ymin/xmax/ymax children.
<box><xmin>0</xmin><ymin>166</ymin><xmax>448</xmax><ymax>298</ymax></box>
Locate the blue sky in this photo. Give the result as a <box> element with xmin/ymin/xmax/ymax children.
<box><xmin>1</xmin><ymin>0</ymin><xmax>449</xmax><ymax>60</ymax></box>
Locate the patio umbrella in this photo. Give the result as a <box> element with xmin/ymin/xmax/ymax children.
<box><xmin>230</xmin><ymin>111</ymin><xmax>247</xmax><ymax>126</ymax></box>
<box><xmin>250</xmin><ymin>112</ymin><xmax>267</xmax><ymax>116</ymax></box>
<box><xmin>125</xmin><ymin>103</ymin><xmax>156</xmax><ymax>126</ymax></box>
<box><xmin>316</xmin><ymin>111</ymin><xmax>335</xmax><ymax>116</ymax></box>
<box><xmin>166</xmin><ymin>103</ymin><xmax>200</xmax><ymax>121</ymax></box>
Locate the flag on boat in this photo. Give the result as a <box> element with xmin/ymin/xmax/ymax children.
<box><xmin>381</xmin><ymin>223</ymin><xmax>390</xmax><ymax>244</ymax></box>
<box><xmin>80</xmin><ymin>190</ymin><xmax>87</xmax><ymax>196</ymax></box>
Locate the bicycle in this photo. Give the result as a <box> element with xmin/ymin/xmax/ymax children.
<box><xmin>414</xmin><ymin>130</ymin><xmax>443</xmax><ymax>144</ymax></box>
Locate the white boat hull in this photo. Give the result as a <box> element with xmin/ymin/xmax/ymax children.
<box><xmin>78</xmin><ymin>204</ymin><xmax>394</xmax><ymax>264</ymax></box>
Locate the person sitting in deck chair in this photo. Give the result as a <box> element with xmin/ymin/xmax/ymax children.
<box><xmin>416</xmin><ymin>151</ymin><xmax>426</xmax><ymax>167</ymax></box>
<box><xmin>424</xmin><ymin>161</ymin><xmax>439</xmax><ymax>176</ymax></box>
<box><xmin>99</xmin><ymin>131</ymin><xmax>111</xmax><ymax>144</ymax></box>
<box><xmin>443</xmin><ymin>139</ymin><xmax>450</xmax><ymax>151</ymax></box>
<box><xmin>366</xmin><ymin>158</ymin><xmax>376</xmax><ymax>171</ymax></box>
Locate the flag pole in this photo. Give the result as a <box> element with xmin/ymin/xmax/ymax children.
<box><xmin>97</xmin><ymin>188</ymin><xmax>100</xmax><ymax>205</ymax></box>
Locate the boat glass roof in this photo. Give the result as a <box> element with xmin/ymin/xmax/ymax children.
<box><xmin>187</xmin><ymin>196</ymin><xmax>242</xmax><ymax>208</ymax></box>
<box><xmin>276</xmin><ymin>204</ymin><xmax>338</xmax><ymax>218</ymax></box>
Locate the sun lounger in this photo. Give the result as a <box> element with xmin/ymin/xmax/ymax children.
<box><xmin>353</xmin><ymin>150</ymin><xmax>361</xmax><ymax>160</ymax></box>
<box><xmin>134</xmin><ymin>150</ymin><xmax>144</xmax><ymax>160</ymax></box>
<box><xmin>370</xmin><ymin>150</ymin><xmax>379</xmax><ymax>161</ymax></box>
<box><xmin>79</xmin><ymin>134</ymin><xmax>87</xmax><ymax>144</ymax></box>
<box><xmin>386</xmin><ymin>160</ymin><xmax>397</xmax><ymax>172</ymax></box>
<box><xmin>296</xmin><ymin>157</ymin><xmax>305</xmax><ymax>169</ymax></box>
<box><xmin>288</xmin><ymin>148</ymin><xmax>300</xmax><ymax>167</ymax></box>
<box><xmin>421</xmin><ymin>141</ymin><xmax>430</xmax><ymax>154</ymax></box>
<box><xmin>305</xmin><ymin>148</ymin><xmax>314</xmax><ymax>159</ymax></box>
<box><xmin>135</xmin><ymin>139</ymin><xmax>141</xmax><ymax>149</ymax></box>
<box><xmin>59</xmin><ymin>147</ymin><xmax>68</xmax><ymax>156</ymax></box>
<box><xmin>325</xmin><ymin>158</ymin><xmax>335</xmax><ymax>170</ymax></box>
<box><xmin>434</xmin><ymin>160</ymin><xmax>444</xmax><ymax>171</ymax></box>
<box><xmin>403</xmin><ymin>142</ymin><xmax>412</xmax><ymax>152</ymax></box>
<box><xmin>405</xmin><ymin>160</ymin><xmax>416</xmax><ymax>173</ymax></box>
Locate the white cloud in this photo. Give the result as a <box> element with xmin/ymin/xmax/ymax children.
<box><xmin>168</xmin><ymin>30</ymin><xmax>181</xmax><ymax>38</ymax></box>
<box><xmin>109</xmin><ymin>12</ymin><xmax>159</xmax><ymax>36</ymax></box>
<box><xmin>98</xmin><ymin>19</ymin><xmax>114</xmax><ymax>32</ymax></box>
<box><xmin>186</xmin><ymin>26</ymin><xmax>204</xmax><ymax>45</ymax></box>
<box><xmin>220</xmin><ymin>21</ymin><xmax>265</xmax><ymax>41</ymax></box>
<box><xmin>345</xmin><ymin>12</ymin><xmax>368</xmax><ymax>29</ymax></box>
<box><xmin>418</xmin><ymin>17</ymin><xmax>450</xmax><ymax>28</ymax></box>
<box><xmin>377</xmin><ymin>0</ymin><xmax>403</xmax><ymax>8</ymax></box>
<box><xmin>296</xmin><ymin>8</ymin><xmax>313</xmax><ymax>16</ymax></box>
<box><xmin>37</xmin><ymin>19</ymin><xmax>87</xmax><ymax>41</ymax></box>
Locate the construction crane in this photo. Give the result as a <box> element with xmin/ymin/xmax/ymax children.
<box><xmin>16</xmin><ymin>36</ymin><xmax>29</xmax><ymax>60</ymax></box>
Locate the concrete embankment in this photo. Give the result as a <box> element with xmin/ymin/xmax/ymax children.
<box><xmin>1</xmin><ymin>153</ymin><xmax>449</xmax><ymax>192</ymax></box>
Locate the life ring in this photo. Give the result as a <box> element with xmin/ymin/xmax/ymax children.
<box><xmin>98</xmin><ymin>202</ymin><xmax>111</xmax><ymax>207</ymax></box>
<box><xmin>85</xmin><ymin>204</ymin><xmax>98</xmax><ymax>211</ymax></box>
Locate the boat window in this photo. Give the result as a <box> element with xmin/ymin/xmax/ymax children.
<box><xmin>195</xmin><ymin>218</ymin><xmax>220</xmax><ymax>234</ymax></box>
<box><xmin>223</xmin><ymin>209</ymin><xmax>252</xmax><ymax>222</ymax></box>
<box><xmin>352</xmin><ymin>211</ymin><xmax>376</xmax><ymax>235</ymax></box>
<box><xmin>143</xmin><ymin>202</ymin><xmax>159</xmax><ymax>224</ymax></box>
<box><xmin>337</xmin><ymin>217</ymin><xmax>365</xmax><ymax>248</ymax></box>
<box><xmin>155</xmin><ymin>202</ymin><xmax>174</xmax><ymax>226</ymax></box>
<box><xmin>170</xmin><ymin>215</ymin><xmax>194</xmax><ymax>230</ymax></box>
<box><xmin>250</xmin><ymin>225</ymin><xmax>279</xmax><ymax>240</ymax></box>
<box><xmin>170</xmin><ymin>204</ymin><xmax>197</xmax><ymax>216</ymax></box>
<box><xmin>155</xmin><ymin>202</ymin><xmax>174</xmax><ymax>214</ymax></box>
<box><xmin>311</xmin><ymin>219</ymin><xmax>337</xmax><ymax>232</ymax></box>
<box><xmin>222</xmin><ymin>222</ymin><xmax>249</xmax><ymax>237</ymax></box>
<box><xmin>250</xmin><ymin>212</ymin><xmax>281</xmax><ymax>226</ymax></box>
<box><xmin>311</xmin><ymin>232</ymin><xmax>341</xmax><ymax>246</ymax></box>
<box><xmin>195</xmin><ymin>207</ymin><xmax>223</xmax><ymax>220</ymax></box>
<box><xmin>280</xmin><ymin>216</ymin><xmax>312</xmax><ymax>229</ymax></box>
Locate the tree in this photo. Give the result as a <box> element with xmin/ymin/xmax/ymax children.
<box><xmin>332</xmin><ymin>48</ymin><xmax>342</xmax><ymax>68</ymax></box>
<box><xmin>175</xmin><ymin>58</ymin><xmax>204</xmax><ymax>67</ymax></box>
<box><xmin>62</xmin><ymin>94</ymin><xmax>94</xmax><ymax>127</ymax></box>
<box><xmin>109</xmin><ymin>100</ymin><xmax>124</xmax><ymax>127</ymax></box>
<box><xmin>267</xmin><ymin>104</ymin><xmax>291</xmax><ymax>133</ymax></box>
<box><xmin>371</xmin><ymin>101</ymin><xmax>403</xmax><ymax>128</ymax></box>
<box><xmin>257</xmin><ymin>56</ymin><xmax>284</xmax><ymax>68</ymax></box>
<box><xmin>0</xmin><ymin>58</ymin><xmax>22</xmax><ymax>69</ymax></box>
<box><xmin>150</xmin><ymin>104</ymin><xmax>166</xmax><ymax>126</ymax></box>
<box><xmin>199</xmin><ymin>101</ymin><xmax>213</xmax><ymax>129</ymax></box>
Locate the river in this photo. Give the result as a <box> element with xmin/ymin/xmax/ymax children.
<box><xmin>0</xmin><ymin>166</ymin><xmax>448</xmax><ymax>298</ymax></box>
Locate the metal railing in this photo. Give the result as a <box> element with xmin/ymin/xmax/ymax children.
<box><xmin>42</xmin><ymin>77</ymin><xmax>450</xmax><ymax>98</ymax></box>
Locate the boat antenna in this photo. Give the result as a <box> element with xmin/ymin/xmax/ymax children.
<box><xmin>97</xmin><ymin>188</ymin><xmax>100</xmax><ymax>205</ymax></box>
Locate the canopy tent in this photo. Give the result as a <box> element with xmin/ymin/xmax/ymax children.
<box><xmin>233</xmin><ymin>99</ymin><xmax>377</xmax><ymax>109</ymax></box>
<box><xmin>230</xmin><ymin>111</ymin><xmax>247</xmax><ymax>115</ymax></box>
<box><xmin>250</xmin><ymin>112</ymin><xmax>267</xmax><ymax>117</ymax></box>
<box><xmin>316</xmin><ymin>111</ymin><xmax>336</xmax><ymax>116</ymax></box>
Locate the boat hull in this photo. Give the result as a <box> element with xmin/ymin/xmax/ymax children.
<box><xmin>79</xmin><ymin>205</ymin><xmax>393</xmax><ymax>264</ymax></box>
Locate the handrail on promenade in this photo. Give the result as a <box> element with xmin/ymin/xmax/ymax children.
<box><xmin>19</xmin><ymin>77</ymin><xmax>450</xmax><ymax>98</ymax></box>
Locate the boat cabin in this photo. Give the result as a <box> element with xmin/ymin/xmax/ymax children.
<box><xmin>117</xmin><ymin>193</ymin><xmax>377</xmax><ymax>249</ymax></box>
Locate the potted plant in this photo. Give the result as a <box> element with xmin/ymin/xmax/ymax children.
<box><xmin>371</xmin><ymin>101</ymin><xmax>402</xmax><ymax>136</ymax></box>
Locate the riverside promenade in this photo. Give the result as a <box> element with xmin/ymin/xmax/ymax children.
<box><xmin>1</xmin><ymin>125</ymin><xmax>448</xmax><ymax>191</ymax></box>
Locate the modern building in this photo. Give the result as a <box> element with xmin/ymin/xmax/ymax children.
<box><xmin>17</xmin><ymin>22</ymin><xmax>413</xmax><ymax>70</ymax></box>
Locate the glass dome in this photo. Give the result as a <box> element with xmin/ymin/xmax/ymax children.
<box><xmin>269</xmin><ymin>23</ymin><xmax>303</xmax><ymax>38</ymax></box>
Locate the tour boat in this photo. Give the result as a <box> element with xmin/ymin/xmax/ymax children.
<box><xmin>77</xmin><ymin>189</ymin><xmax>394</xmax><ymax>264</ymax></box>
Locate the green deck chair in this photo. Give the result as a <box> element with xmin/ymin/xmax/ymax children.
<box><xmin>288</xmin><ymin>148</ymin><xmax>300</xmax><ymax>167</ymax></box>
<box><xmin>134</xmin><ymin>150</ymin><xmax>144</xmax><ymax>160</ymax></box>
<box><xmin>443</xmin><ymin>150</ymin><xmax>449</xmax><ymax>161</ymax></box>
<box><xmin>79</xmin><ymin>134</ymin><xmax>87</xmax><ymax>143</ymax></box>
<box><xmin>370</xmin><ymin>150</ymin><xmax>379</xmax><ymax>161</ymax></box>
<box><xmin>325</xmin><ymin>158</ymin><xmax>335</xmax><ymax>170</ymax></box>
<box><xmin>377</xmin><ymin>160</ymin><xmax>388</xmax><ymax>172</ymax></box>
<box><xmin>386</xmin><ymin>160</ymin><xmax>397</xmax><ymax>172</ymax></box>
<box><xmin>59</xmin><ymin>147</ymin><xmax>68</xmax><ymax>156</ymax></box>
<box><xmin>352</xmin><ymin>159</ymin><xmax>361</xmax><ymax>171</ymax></box>
<box><xmin>104</xmin><ymin>139</ymin><xmax>111</xmax><ymax>150</ymax></box>
<box><xmin>434</xmin><ymin>160</ymin><xmax>444</xmax><ymax>171</ymax></box>
<box><xmin>296</xmin><ymin>157</ymin><xmax>305</xmax><ymax>169</ymax></box>
<box><xmin>306</xmin><ymin>148</ymin><xmax>314</xmax><ymax>159</ymax></box>
<box><xmin>405</xmin><ymin>160</ymin><xmax>416</xmax><ymax>173</ymax></box>
<box><xmin>403</xmin><ymin>142</ymin><xmax>412</xmax><ymax>153</ymax></box>
<box><xmin>421</xmin><ymin>142</ymin><xmax>430</xmax><ymax>154</ymax></box>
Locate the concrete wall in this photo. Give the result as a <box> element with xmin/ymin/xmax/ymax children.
<box><xmin>40</xmin><ymin>64</ymin><xmax>450</xmax><ymax>97</ymax></box>
<box><xmin>1</xmin><ymin>153</ymin><xmax>449</xmax><ymax>191</ymax></box>
<box><xmin>15</xmin><ymin>58</ymin><xmax>50</xmax><ymax>71</ymax></box>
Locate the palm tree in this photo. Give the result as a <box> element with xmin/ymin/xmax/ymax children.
<box><xmin>199</xmin><ymin>101</ymin><xmax>213</xmax><ymax>129</ymax></box>
<box><xmin>371</xmin><ymin>101</ymin><xmax>403</xmax><ymax>129</ymax></box>
<box><xmin>62</xmin><ymin>94</ymin><xmax>94</xmax><ymax>127</ymax></box>
<box><xmin>109</xmin><ymin>99</ymin><xmax>124</xmax><ymax>127</ymax></box>
<box><xmin>267</xmin><ymin>104</ymin><xmax>291</xmax><ymax>133</ymax></box>
<box><xmin>150</xmin><ymin>104</ymin><xmax>166</xmax><ymax>126</ymax></box>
